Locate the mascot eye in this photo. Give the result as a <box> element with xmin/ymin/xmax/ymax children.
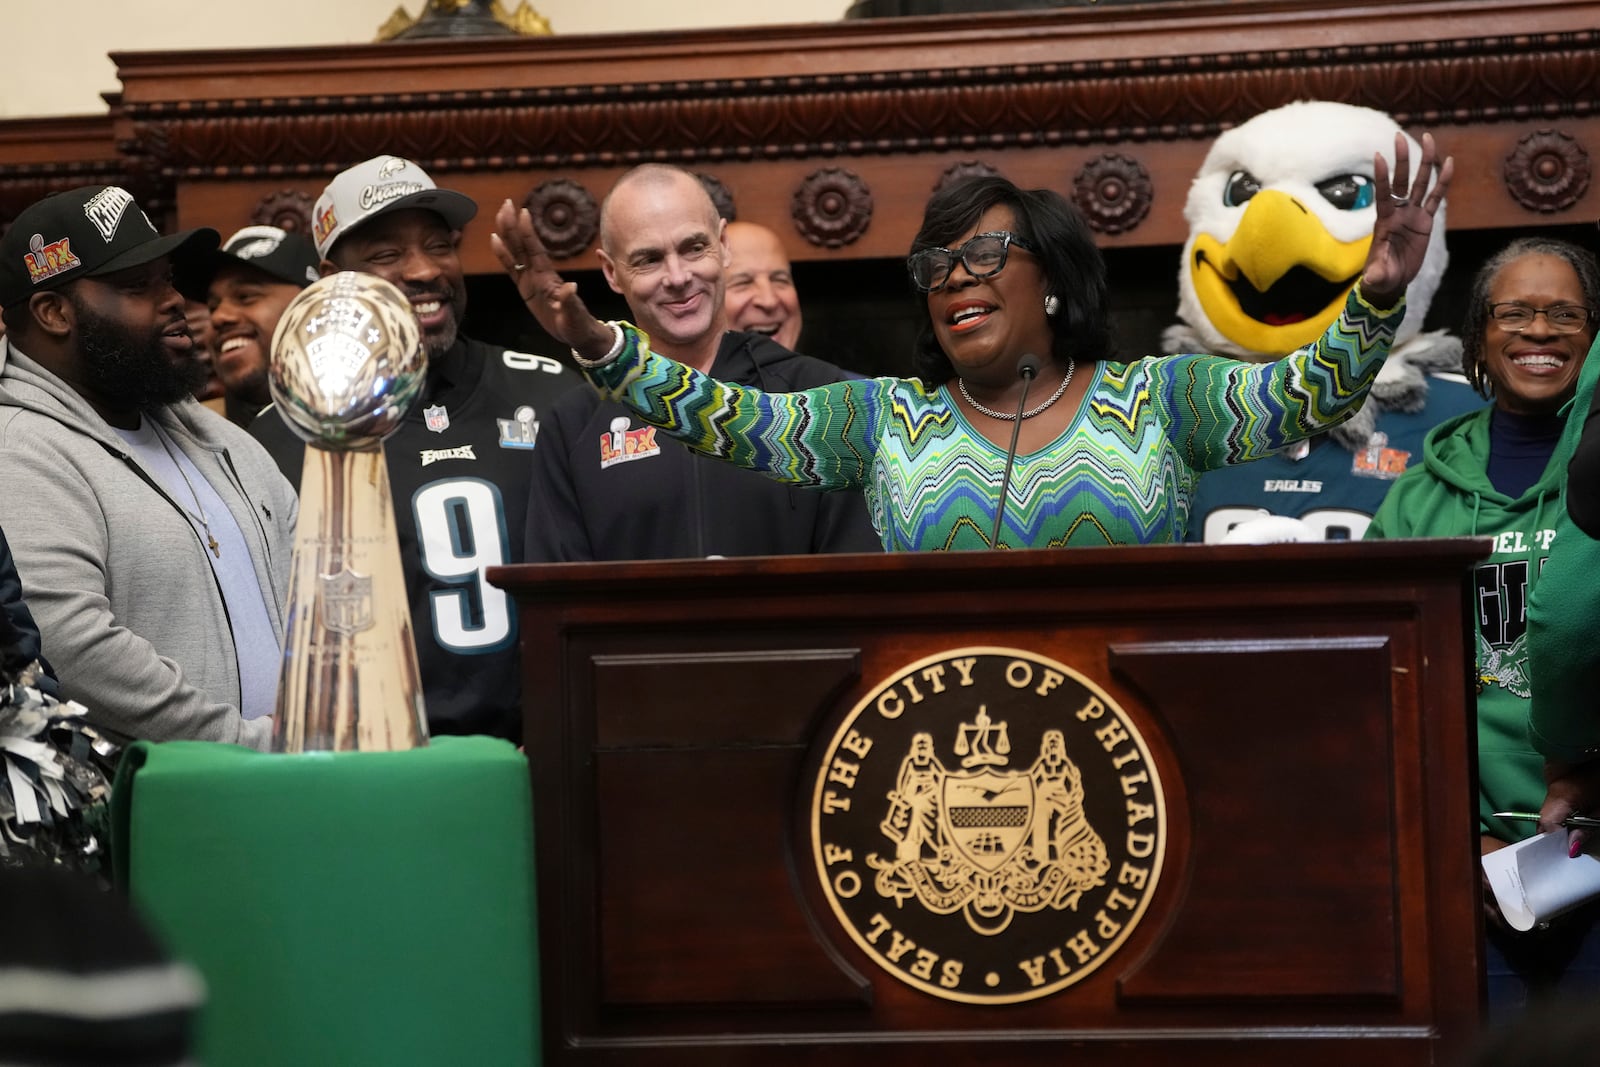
<box><xmin>1222</xmin><ymin>170</ymin><xmax>1261</xmax><ymax>208</ymax></box>
<box><xmin>1315</xmin><ymin>174</ymin><xmax>1375</xmax><ymax>210</ymax></box>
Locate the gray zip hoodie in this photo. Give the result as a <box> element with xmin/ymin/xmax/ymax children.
<box><xmin>0</xmin><ymin>340</ymin><xmax>296</xmax><ymax>748</ymax></box>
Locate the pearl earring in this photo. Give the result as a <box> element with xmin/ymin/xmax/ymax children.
<box><xmin>1044</xmin><ymin>295</ymin><xmax>1061</xmax><ymax>317</ymax></box>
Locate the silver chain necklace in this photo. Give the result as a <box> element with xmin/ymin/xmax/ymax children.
<box><xmin>152</xmin><ymin>424</ymin><xmax>221</xmax><ymax>559</ymax></box>
<box><xmin>958</xmin><ymin>357</ymin><xmax>1076</xmax><ymax>421</ymax></box>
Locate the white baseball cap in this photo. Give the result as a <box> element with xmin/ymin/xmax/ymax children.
<box><xmin>311</xmin><ymin>156</ymin><xmax>478</xmax><ymax>258</ymax></box>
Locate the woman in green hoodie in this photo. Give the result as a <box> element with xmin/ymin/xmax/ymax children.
<box><xmin>1367</xmin><ymin>235</ymin><xmax>1600</xmax><ymax>1016</ymax></box>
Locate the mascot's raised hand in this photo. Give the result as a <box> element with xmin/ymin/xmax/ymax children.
<box><xmin>1166</xmin><ymin>102</ymin><xmax>1454</xmax><ymax>360</ymax></box>
<box><xmin>490</xmin><ymin>199</ymin><xmax>616</xmax><ymax>362</ymax></box>
<box><xmin>1361</xmin><ymin>131</ymin><xmax>1453</xmax><ymax>307</ymax></box>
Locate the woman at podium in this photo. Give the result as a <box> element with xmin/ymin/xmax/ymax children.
<box><xmin>493</xmin><ymin>136</ymin><xmax>1450</xmax><ymax>551</ymax></box>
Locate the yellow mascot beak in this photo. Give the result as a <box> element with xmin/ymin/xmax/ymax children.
<box><xmin>1190</xmin><ymin>189</ymin><xmax>1372</xmax><ymax>354</ymax></box>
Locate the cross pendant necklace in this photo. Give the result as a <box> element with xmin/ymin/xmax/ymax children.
<box><xmin>153</xmin><ymin>425</ymin><xmax>222</xmax><ymax>559</ymax></box>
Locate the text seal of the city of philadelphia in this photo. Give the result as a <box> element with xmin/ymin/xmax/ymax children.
<box><xmin>811</xmin><ymin>647</ymin><xmax>1166</xmax><ymax>1004</ymax></box>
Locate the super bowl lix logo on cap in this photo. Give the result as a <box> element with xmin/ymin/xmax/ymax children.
<box><xmin>24</xmin><ymin>234</ymin><xmax>81</xmax><ymax>286</ymax></box>
<box><xmin>313</xmin><ymin>202</ymin><xmax>338</xmax><ymax>249</ymax></box>
<box><xmin>811</xmin><ymin>647</ymin><xmax>1166</xmax><ymax>1004</ymax></box>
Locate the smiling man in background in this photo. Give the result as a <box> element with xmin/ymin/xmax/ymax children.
<box><xmin>184</xmin><ymin>225</ymin><xmax>320</xmax><ymax>428</ymax></box>
<box><xmin>516</xmin><ymin>163</ymin><xmax>878</xmax><ymax>562</ymax></box>
<box><xmin>723</xmin><ymin>219</ymin><xmax>804</xmax><ymax>351</ymax></box>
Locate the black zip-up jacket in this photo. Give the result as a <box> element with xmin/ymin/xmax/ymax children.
<box><xmin>525</xmin><ymin>331</ymin><xmax>881</xmax><ymax>561</ymax></box>
<box><xmin>1</xmin><ymin>526</ymin><xmax>56</xmax><ymax>693</ymax></box>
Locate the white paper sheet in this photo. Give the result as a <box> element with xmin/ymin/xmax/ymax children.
<box><xmin>1482</xmin><ymin>830</ymin><xmax>1600</xmax><ymax>931</ymax></box>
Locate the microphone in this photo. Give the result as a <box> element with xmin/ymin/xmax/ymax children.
<box><xmin>989</xmin><ymin>353</ymin><xmax>1041</xmax><ymax>549</ymax></box>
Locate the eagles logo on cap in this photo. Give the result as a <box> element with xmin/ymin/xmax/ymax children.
<box><xmin>175</xmin><ymin>225</ymin><xmax>321</xmax><ymax>302</ymax></box>
<box><xmin>311</xmin><ymin>156</ymin><xmax>478</xmax><ymax>258</ymax></box>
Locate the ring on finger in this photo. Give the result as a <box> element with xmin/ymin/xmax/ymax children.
<box><xmin>1389</xmin><ymin>193</ymin><xmax>1410</xmax><ymax>206</ymax></box>
<box><xmin>514</xmin><ymin>263</ymin><xmax>527</xmax><ymax>271</ymax></box>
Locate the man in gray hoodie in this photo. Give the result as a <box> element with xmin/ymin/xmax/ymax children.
<box><xmin>0</xmin><ymin>186</ymin><xmax>297</xmax><ymax>749</ymax></box>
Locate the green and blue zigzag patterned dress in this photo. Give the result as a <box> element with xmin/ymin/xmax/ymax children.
<box><xmin>584</xmin><ymin>287</ymin><xmax>1401</xmax><ymax>551</ymax></box>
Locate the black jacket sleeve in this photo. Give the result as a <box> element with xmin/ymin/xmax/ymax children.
<box><xmin>0</xmin><ymin>526</ymin><xmax>58</xmax><ymax>693</ymax></box>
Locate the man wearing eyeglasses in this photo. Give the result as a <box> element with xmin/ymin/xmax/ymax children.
<box><xmin>519</xmin><ymin>164</ymin><xmax>879</xmax><ymax>561</ymax></box>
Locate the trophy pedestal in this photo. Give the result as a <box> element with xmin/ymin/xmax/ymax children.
<box><xmin>273</xmin><ymin>444</ymin><xmax>427</xmax><ymax>752</ymax></box>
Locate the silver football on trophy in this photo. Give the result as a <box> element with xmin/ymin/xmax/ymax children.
<box><xmin>269</xmin><ymin>271</ymin><xmax>426</xmax><ymax>449</ymax></box>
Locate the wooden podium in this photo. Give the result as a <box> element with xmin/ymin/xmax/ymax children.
<box><xmin>493</xmin><ymin>538</ymin><xmax>1489</xmax><ymax>1066</ymax></box>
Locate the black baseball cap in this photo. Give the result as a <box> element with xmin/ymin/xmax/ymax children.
<box><xmin>178</xmin><ymin>225</ymin><xmax>321</xmax><ymax>301</ymax></box>
<box><xmin>0</xmin><ymin>185</ymin><xmax>219</xmax><ymax>309</ymax></box>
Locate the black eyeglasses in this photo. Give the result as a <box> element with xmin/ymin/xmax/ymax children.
<box><xmin>907</xmin><ymin>231</ymin><xmax>1036</xmax><ymax>293</ymax></box>
<box><xmin>1488</xmin><ymin>302</ymin><xmax>1594</xmax><ymax>334</ymax></box>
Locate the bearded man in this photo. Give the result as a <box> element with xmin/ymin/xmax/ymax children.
<box><xmin>0</xmin><ymin>185</ymin><xmax>297</xmax><ymax>748</ymax></box>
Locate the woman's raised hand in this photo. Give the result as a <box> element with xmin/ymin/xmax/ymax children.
<box><xmin>1360</xmin><ymin>131</ymin><xmax>1454</xmax><ymax>308</ymax></box>
<box><xmin>490</xmin><ymin>199</ymin><xmax>617</xmax><ymax>361</ymax></box>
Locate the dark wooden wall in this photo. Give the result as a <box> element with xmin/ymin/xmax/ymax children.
<box><xmin>2</xmin><ymin>0</ymin><xmax>1597</xmax><ymax>375</ymax></box>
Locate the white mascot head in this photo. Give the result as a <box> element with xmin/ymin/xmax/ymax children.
<box><xmin>1173</xmin><ymin>100</ymin><xmax>1449</xmax><ymax>362</ymax></box>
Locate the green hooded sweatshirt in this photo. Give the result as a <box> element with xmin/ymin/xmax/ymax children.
<box><xmin>1528</xmin><ymin>335</ymin><xmax>1600</xmax><ymax>763</ymax></box>
<box><xmin>1367</xmin><ymin>406</ymin><xmax>1564</xmax><ymax>844</ymax></box>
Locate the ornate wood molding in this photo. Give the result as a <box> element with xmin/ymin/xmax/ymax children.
<box><xmin>113</xmin><ymin>30</ymin><xmax>1600</xmax><ymax>179</ymax></box>
<box><xmin>0</xmin><ymin>115</ymin><xmax>135</xmax><ymax>232</ymax></box>
<box><xmin>4</xmin><ymin>0</ymin><xmax>1598</xmax><ymax>260</ymax></box>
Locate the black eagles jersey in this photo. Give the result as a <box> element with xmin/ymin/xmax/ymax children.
<box><xmin>252</xmin><ymin>335</ymin><xmax>582</xmax><ymax>741</ymax></box>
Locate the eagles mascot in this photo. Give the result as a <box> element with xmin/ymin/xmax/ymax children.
<box><xmin>1167</xmin><ymin>100</ymin><xmax>1483</xmax><ymax>542</ymax></box>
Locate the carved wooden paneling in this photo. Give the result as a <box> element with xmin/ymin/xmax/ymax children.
<box><xmin>498</xmin><ymin>538</ymin><xmax>1488</xmax><ymax>1065</ymax></box>
<box><xmin>0</xmin><ymin>115</ymin><xmax>134</xmax><ymax>233</ymax></box>
<box><xmin>3</xmin><ymin>1</ymin><xmax>1598</xmax><ymax>265</ymax></box>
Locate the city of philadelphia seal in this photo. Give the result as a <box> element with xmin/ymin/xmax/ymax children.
<box><xmin>810</xmin><ymin>647</ymin><xmax>1166</xmax><ymax>1004</ymax></box>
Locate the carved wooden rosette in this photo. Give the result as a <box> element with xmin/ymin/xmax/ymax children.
<box><xmin>934</xmin><ymin>160</ymin><xmax>1003</xmax><ymax>195</ymax></box>
<box><xmin>1503</xmin><ymin>129</ymin><xmax>1592</xmax><ymax>214</ymax></box>
<box><xmin>1073</xmin><ymin>153</ymin><xmax>1153</xmax><ymax>235</ymax></box>
<box><xmin>522</xmin><ymin>178</ymin><xmax>598</xmax><ymax>260</ymax></box>
<box><xmin>273</xmin><ymin>445</ymin><xmax>428</xmax><ymax>753</ymax></box>
<box><xmin>791</xmin><ymin>167</ymin><xmax>873</xmax><ymax>248</ymax></box>
<box><xmin>250</xmin><ymin>189</ymin><xmax>316</xmax><ymax>235</ymax></box>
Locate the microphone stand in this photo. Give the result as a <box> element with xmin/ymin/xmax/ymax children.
<box><xmin>989</xmin><ymin>354</ymin><xmax>1040</xmax><ymax>549</ymax></box>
